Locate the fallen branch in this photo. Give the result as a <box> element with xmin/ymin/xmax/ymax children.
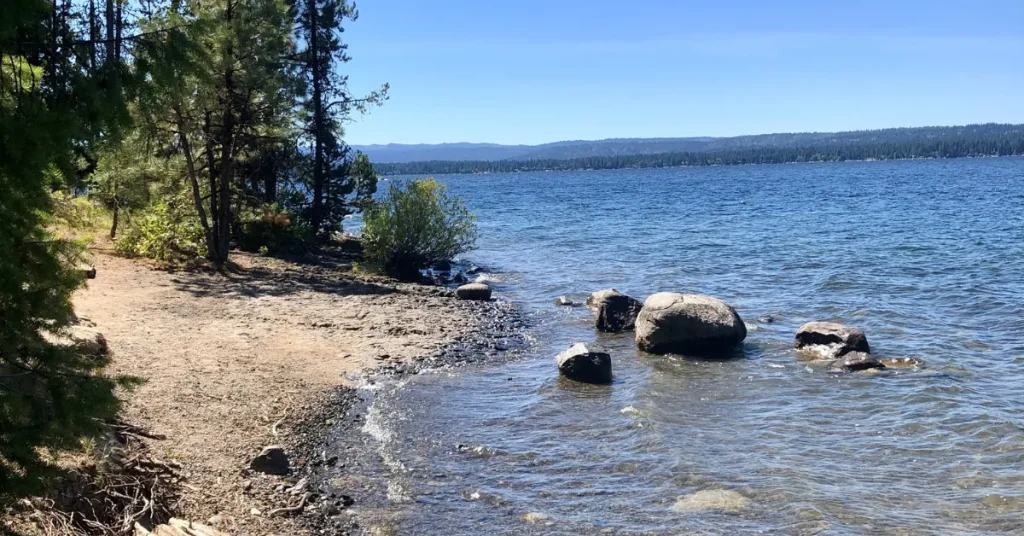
<box><xmin>267</xmin><ymin>492</ymin><xmax>311</xmax><ymax>517</ymax></box>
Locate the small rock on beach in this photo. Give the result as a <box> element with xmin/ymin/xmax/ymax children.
<box><xmin>456</xmin><ymin>283</ymin><xmax>492</xmax><ymax>301</ymax></box>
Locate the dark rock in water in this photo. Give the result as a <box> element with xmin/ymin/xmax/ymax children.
<box><xmin>554</xmin><ymin>296</ymin><xmax>577</xmax><ymax>306</ymax></box>
<box><xmin>556</xmin><ymin>343</ymin><xmax>612</xmax><ymax>384</ymax></box>
<box><xmin>456</xmin><ymin>283</ymin><xmax>492</xmax><ymax>301</ymax></box>
<box><xmin>759</xmin><ymin>315</ymin><xmax>777</xmax><ymax>323</ymax></box>
<box><xmin>795</xmin><ymin>321</ymin><xmax>870</xmax><ymax>359</ymax></box>
<box><xmin>635</xmin><ymin>293</ymin><xmax>746</xmax><ymax>354</ymax></box>
<box><xmin>250</xmin><ymin>445</ymin><xmax>290</xmax><ymax>475</ymax></box>
<box><xmin>829</xmin><ymin>351</ymin><xmax>885</xmax><ymax>372</ymax></box>
<box><xmin>465</xmin><ymin>265</ymin><xmax>482</xmax><ymax>275</ymax></box>
<box><xmin>592</xmin><ymin>291</ymin><xmax>643</xmax><ymax>332</ymax></box>
<box><xmin>453</xmin><ymin>272</ymin><xmax>468</xmax><ymax>284</ymax></box>
<box><xmin>433</xmin><ymin>259</ymin><xmax>452</xmax><ymax>272</ymax></box>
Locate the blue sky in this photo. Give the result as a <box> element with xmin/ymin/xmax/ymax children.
<box><xmin>341</xmin><ymin>0</ymin><xmax>1024</xmax><ymax>145</ymax></box>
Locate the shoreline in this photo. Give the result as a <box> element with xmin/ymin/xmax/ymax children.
<box><xmin>57</xmin><ymin>248</ymin><xmax>524</xmax><ymax>535</ymax></box>
<box><xmin>378</xmin><ymin>153</ymin><xmax>1024</xmax><ymax>177</ymax></box>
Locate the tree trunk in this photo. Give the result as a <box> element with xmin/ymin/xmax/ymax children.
<box><xmin>214</xmin><ymin>0</ymin><xmax>237</xmax><ymax>267</ymax></box>
<box><xmin>109</xmin><ymin>201</ymin><xmax>119</xmax><ymax>239</ymax></box>
<box><xmin>174</xmin><ymin>107</ymin><xmax>216</xmax><ymax>260</ymax></box>
<box><xmin>308</xmin><ymin>0</ymin><xmax>325</xmax><ymax>238</ymax></box>
<box><xmin>104</xmin><ymin>0</ymin><xmax>114</xmax><ymax>64</ymax></box>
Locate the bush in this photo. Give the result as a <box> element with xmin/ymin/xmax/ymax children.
<box><xmin>236</xmin><ymin>205</ymin><xmax>301</xmax><ymax>254</ymax></box>
<box><xmin>361</xmin><ymin>178</ymin><xmax>477</xmax><ymax>281</ymax></box>
<box><xmin>114</xmin><ymin>200</ymin><xmax>205</xmax><ymax>261</ymax></box>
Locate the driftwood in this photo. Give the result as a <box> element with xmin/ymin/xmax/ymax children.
<box><xmin>267</xmin><ymin>492</ymin><xmax>311</xmax><ymax>517</ymax></box>
<box><xmin>135</xmin><ymin>518</ymin><xmax>229</xmax><ymax>536</ymax></box>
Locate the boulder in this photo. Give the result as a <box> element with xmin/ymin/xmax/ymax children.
<box><xmin>586</xmin><ymin>288</ymin><xmax>621</xmax><ymax>307</ymax></box>
<box><xmin>69</xmin><ymin>326</ymin><xmax>108</xmax><ymax>356</ymax></box>
<box><xmin>456</xmin><ymin>283</ymin><xmax>492</xmax><ymax>301</ymax></box>
<box><xmin>635</xmin><ymin>293</ymin><xmax>747</xmax><ymax>354</ymax></box>
<box><xmin>433</xmin><ymin>259</ymin><xmax>452</xmax><ymax>272</ymax></box>
<box><xmin>795</xmin><ymin>322</ymin><xmax>870</xmax><ymax>359</ymax></box>
<box><xmin>249</xmin><ymin>445</ymin><xmax>289</xmax><ymax>475</ymax></box>
<box><xmin>556</xmin><ymin>343</ymin><xmax>612</xmax><ymax>384</ymax></box>
<box><xmin>592</xmin><ymin>291</ymin><xmax>642</xmax><ymax>332</ymax></box>
<box><xmin>829</xmin><ymin>351</ymin><xmax>885</xmax><ymax>372</ymax></box>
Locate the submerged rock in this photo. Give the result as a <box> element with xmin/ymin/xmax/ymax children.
<box><xmin>456</xmin><ymin>283</ymin><xmax>492</xmax><ymax>301</ymax></box>
<box><xmin>881</xmin><ymin>356</ymin><xmax>924</xmax><ymax>369</ymax></box>
<box><xmin>250</xmin><ymin>445</ymin><xmax>290</xmax><ymax>475</ymax></box>
<box><xmin>671</xmin><ymin>489</ymin><xmax>748</xmax><ymax>512</ymax></box>
<box><xmin>556</xmin><ymin>343</ymin><xmax>612</xmax><ymax>384</ymax></box>
<box><xmin>829</xmin><ymin>351</ymin><xmax>885</xmax><ymax>372</ymax></box>
<box><xmin>635</xmin><ymin>293</ymin><xmax>747</xmax><ymax>354</ymax></box>
<box><xmin>522</xmin><ymin>512</ymin><xmax>551</xmax><ymax>524</ymax></box>
<box><xmin>590</xmin><ymin>290</ymin><xmax>643</xmax><ymax>333</ymax></box>
<box><xmin>795</xmin><ymin>321</ymin><xmax>870</xmax><ymax>359</ymax></box>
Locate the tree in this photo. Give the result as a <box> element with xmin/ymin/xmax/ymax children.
<box><xmin>294</xmin><ymin>0</ymin><xmax>387</xmax><ymax>238</ymax></box>
<box><xmin>134</xmin><ymin>0</ymin><xmax>299</xmax><ymax>266</ymax></box>
<box><xmin>1</xmin><ymin>0</ymin><xmax>131</xmax><ymax>502</ymax></box>
<box><xmin>361</xmin><ymin>178</ymin><xmax>477</xmax><ymax>281</ymax></box>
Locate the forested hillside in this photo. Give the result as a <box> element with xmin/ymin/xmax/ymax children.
<box><xmin>373</xmin><ymin>125</ymin><xmax>1024</xmax><ymax>175</ymax></box>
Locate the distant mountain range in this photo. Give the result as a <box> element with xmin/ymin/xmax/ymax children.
<box><xmin>353</xmin><ymin>124</ymin><xmax>1024</xmax><ymax>165</ymax></box>
<box><xmin>363</xmin><ymin>124</ymin><xmax>1024</xmax><ymax>175</ymax></box>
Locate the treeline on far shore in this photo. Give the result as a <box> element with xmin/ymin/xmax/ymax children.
<box><xmin>374</xmin><ymin>131</ymin><xmax>1024</xmax><ymax>175</ymax></box>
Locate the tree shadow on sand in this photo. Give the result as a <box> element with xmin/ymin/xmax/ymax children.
<box><xmin>164</xmin><ymin>249</ymin><xmax>402</xmax><ymax>299</ymax></box>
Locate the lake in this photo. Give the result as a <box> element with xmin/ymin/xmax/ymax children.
<box><xmin>342</xmin><ymin>158</ymin><xmax>1024</xmax><ymax>535</ymax></box>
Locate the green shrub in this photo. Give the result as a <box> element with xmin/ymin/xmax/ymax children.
<box><xmin>114</xmin><ymin>200</ymin><xmax>205</xmax><ymax>261</ymax></box>
<box><xmin>237</xmin><ymin>205</ymin><xmax>301</xmax><ymax>254</ymax></box>
<box><xmin>361</xmin><ymin>178</ymin><xmax>477</xmax><ymax>281</ymax></box>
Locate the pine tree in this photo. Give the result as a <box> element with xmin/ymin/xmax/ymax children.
<box><xmin>1</xmin><ymin>0</ymin><xmax>131</xmax><ymax>502</ymax></box>
<box><xmin>294</xmin><ymin>0</ymin><xmax>386</xmax><ymax>238</ymax></box>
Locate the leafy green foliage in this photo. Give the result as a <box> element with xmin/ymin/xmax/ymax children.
<box><xmin>114</xmin><ymin>198</ymin><xmax>205</xmax><ymax>262</ymax></box>
<box><xmin>237</xmin><ymin>205</ymin><xmax>301</xmax><ymax>254</ymax></box>
<box><xmin>361</xmin><ymin>178</ymin><xmax>477</xmax><ymax>280</ymax></box>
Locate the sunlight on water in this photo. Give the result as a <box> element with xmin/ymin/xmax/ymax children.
<box><xmin>339</xmin><ymin>158</ymin><xmax>1024</xmax><ymax>535</ymax></box>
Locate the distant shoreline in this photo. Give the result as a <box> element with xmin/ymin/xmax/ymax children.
<box><xmin>378</xmin><ymin>152</ymin><xmax>1024</xmax><ymax>177</ymax></box>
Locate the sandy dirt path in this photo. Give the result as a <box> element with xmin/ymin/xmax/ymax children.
<box><xmin>72</xmin><ymin>249</ymin><xmax>478</xmax><ymax>535</ymax></box>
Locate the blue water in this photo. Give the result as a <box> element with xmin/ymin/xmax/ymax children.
<box><xmin>352</xmin><ymin>158</ymin><xmax>1024</xmax><ymax>535</ymax></box>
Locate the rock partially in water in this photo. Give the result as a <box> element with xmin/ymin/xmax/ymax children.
<box><xmin>456</xmin><ymin>283</ymin><xmax>492</xmax><ymax>301</ymax></box>
<box><xmin>556</xmin><ymin>343</ymin><xmax>612</xmax><ymax>384</ymax></box>
<box><xmin>829</xmin><ymin>351</ymin><xmax>886</xmax><ymax>372</ymax></box>
<box><xmin>671</xmin><ymin>489</ymin><xmax>749</xmax><ymax>512</ymax></box>
<box><xmin>795</xmin><ymin>321</ymin><xmax>870</xmax><ymax>359</ymax></box>
<box><xmin>554</xmin><ymin>295</ymin><xmax>577</xmax><ymax>307</ymax></box>
<box><xmin>249</xmin><ymin>445</ymin><xmax>289</xmax><ymax>475</ymax></box>
<box><xmin>635</xmin><ymin>293</ymin><xmax>746</xmax><ymax>354</ymax></box>
<box><xmin>433</xmin><ymin>259</ymin><xmax>452</xmax><ymax>272</ymax></box>
<box><xmin>592</xmin><ymin>290</ymin><xmax>643</xmax><ymax>333</ymax></box>
<box><xmin>522</xmin><ymin>512</ymin><xmax>551</xmax><ymax>524</ymax></box>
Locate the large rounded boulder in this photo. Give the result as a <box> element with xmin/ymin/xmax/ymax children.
<box><xmin>634</xmin><ymin>293</ymin><xmax>746</xmax><ymax>354</ymax></box>
<box><xmin>588</xmin><ymin>289</ymin><xmax>643</xmax><ymax>333</ymax></box>
<box><xmin>456</xmin><ymin>283</ymin><xmax>492</xmax><ymax>301</ymax></box>
<box><xmin>556</xmin><ymin>343</ymin><xmax>612</xmax><ymax>384</ymax></box>
<box><xmin>795</xmin><ymin>321</ymin><xmax>870</xmax><ymax>359</ymax></box>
